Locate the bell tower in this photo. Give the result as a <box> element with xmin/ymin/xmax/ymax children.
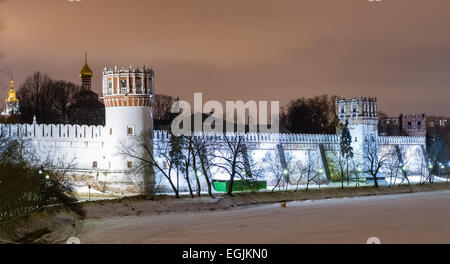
<box><xmin>2</xmin><ymin>75</ymin><xmax>20</xmax><ymax>116</ymax></box>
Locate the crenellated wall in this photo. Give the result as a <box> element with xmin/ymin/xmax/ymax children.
<box><xmin>0</xmin><ymin>124</ymin><xmax>427</xmax><ymax>195</ymax></box>
<box><xmin>151</xmin><ymin>130</ymin><xmax>426</xmax><ymax>192</ymax></box>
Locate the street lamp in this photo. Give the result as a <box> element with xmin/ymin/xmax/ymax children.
<box><xmin>318</xmin><ymin>169</ymin><xmax>324</xmax><ymax>189</ymax></box>
<box><xmin>357</xmin><ymin>167</ymin><xmax>362</xmax><ymax>187</ymax></box>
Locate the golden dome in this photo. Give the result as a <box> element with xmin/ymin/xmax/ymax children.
<box><xmin>79</xmin><ymin>52</ymin><xmax>94</xmax><ymax>78</ymax></box>
<box><xmin>6</xmin><ymin>80</ymin><xmax>18</xmax><ymax>103</ymax></box>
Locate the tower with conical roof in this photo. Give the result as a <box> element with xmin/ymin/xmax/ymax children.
<box><xmin>79</xmin><ymin>52</ymin><xmax>94</xmax><ymax>91</ymax></box>
<box><xmin>2</xmin><ymin>75</ymin><xmax>20</xmax><ymax>116</ymax></box>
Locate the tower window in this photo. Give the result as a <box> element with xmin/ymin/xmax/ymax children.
<box><xmin>127</xmin><ymin>161</ymin><xmax>133</xmax><ymax>168</ymax></box>
<box><xmin>127</xmin><ymin>126</ymin><xmax>134</xmax><ymax>135</ymax></box>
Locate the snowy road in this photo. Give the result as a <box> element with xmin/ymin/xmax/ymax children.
<box><xmin>77</xmin><ymin>191</ymin><xmax>450</xmax><ymax>244</ymax></box>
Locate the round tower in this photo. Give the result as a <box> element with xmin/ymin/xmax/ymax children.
<box><xmin>102</xmin><ymin>65</ymin><xmax>154</xmax><ymax>193</ymax></box>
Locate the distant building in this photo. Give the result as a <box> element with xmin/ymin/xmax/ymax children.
<box><xmin>379</xmin><ymin>113</ymin><xmax>426</xmax><ymax>137</ymax></box>
<box><xmin>71</xmin><ymin>53</ymin><xmax>105</xmax><ymax>125</ymax></box>
<box><xmin>1</xmin><ymin>78</ymin><xmax>20</xmax><ymax>116</ymax></box>
<box><xmin>399</xmin><ymin>113</ymin><xmax>426</xmax><ymax>137</ymax></box>
<box><xmin>427</xmin><ymin>116</ymin><xmax>450</xmax><ymax>129</ymax></box>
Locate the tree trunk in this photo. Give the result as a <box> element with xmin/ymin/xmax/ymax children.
<box><xmin>373</xmin><ymin>174</ymin><xmax>379</xmax><ymax>188</ymax></box>
<box><xmin>193</xmin><ymin>155</ymin><xmax>201</xmax><ymax>197</ymax></box>
<box><xmin>346</xmin><ymin>160</ymin><xmax>349</xmax><ymax>186</ymax></box>
<box><xmin>227</xmin><ymin>163</ymin><xmax>236</xmax><ymax>196</ymax></box>
<box><xmin>185</xmin><ymin>162</ymin><xmax>194</xmax><ymax>198</ymax></box>
<box><xmin>200</xmin><ymin>157</ymin><xmax>213</xmax><ymax>197</ymax></box>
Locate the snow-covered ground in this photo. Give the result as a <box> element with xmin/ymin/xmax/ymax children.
<box><xmin>77</xmin><ymin>190</ymin><xmax>450</xmax><ymax>244</ymax></box>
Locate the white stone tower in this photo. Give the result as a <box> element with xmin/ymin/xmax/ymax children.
<box><xmin>102</xmin><ymin>65</ymin><xmax>154</xmax><ymax>193</ymax></box>
<box><xmin>336</xmin><ymin>97</ymin><xmax>378</xmax><ymax>158</ymax></box>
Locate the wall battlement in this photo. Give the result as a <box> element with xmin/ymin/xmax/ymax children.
<box><xmin>153</xmin><ymin>130</ymin><xmax>424</xmax><ymax>146</ymax></box>
<box><xmin>0</xmin><ymin>123</ymin><xmax>106</xmax><ymax>141</ymax></box>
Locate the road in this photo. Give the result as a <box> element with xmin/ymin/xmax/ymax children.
<box><xmin>77</xmin><ymin>191</ymin><xmax>450</xmax><ymax>244</ymax></box>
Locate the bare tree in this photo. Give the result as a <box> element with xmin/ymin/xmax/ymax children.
<box><xmin>51</xmin><ymin>81</ymin><xmax>81</xmax><ymax>123</ymax></box>
<box><xmin>211</xmin><ymin>133</ymin><xmax>250</xmax><ymax>195</ymax></box>
<box><xmin>152</xmin><ymin>94</ymin><xmax>177</xmax><ymax>121</ymax></box>
<box><xmin>384</xmin><ymin>147</ymin><xmax>402</xmax><ymax>187</ymax></box>
<box><xmin>118</xmin><ymin>136</ymin><xmax>180</xmax><ymax>197</ymax></box>
<box><xmin>362</xmin><ymin>139</ymin><xmax>389</xmax><ymax>188</ymax></box>
<box><xmin>190</xmin><ymin>133</ymin><xmax>218</xmax><ymax>197</ymax></box>
<box><xmin>302</xmin><ymin>156</ymin><xmax>321</xmax><ymax>191</ymax></box>
<box><xmin>264</xmin><ymin>150</ymin><xmax>301</xmax><ymax>192</ymax></box>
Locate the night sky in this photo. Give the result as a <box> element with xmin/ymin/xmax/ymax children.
<box><xmin>0</xmin><ymin>0</ymin><xmax>449</xmax><ymax>116</ymax></box>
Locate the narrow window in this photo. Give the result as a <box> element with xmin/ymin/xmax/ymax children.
<box><xmin>127</xmin><ymin>161</ymin><xmax>133</xmax><ymax>168</ymax></box>
<box><xmin>127</xmin><ymin>126</ymin><xmax>134</xmax><ymax>135</ymax></box>
<box><xmin>93</xmin><ymin>161</ymin><xmax>98</xmax><ymax>169</ymax></box>
<box><xmin>110</xmin><ymin>128</ymin><xmax>113</xmax><ymax>135</ymax></box>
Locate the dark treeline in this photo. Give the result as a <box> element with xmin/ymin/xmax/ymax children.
<box><xmin>17</xmin><ymin>72</ymin><xmax>104</xmax><ymax>125</ymax></box>
<box><xmin>280</xmin><ymin>94</ymin><xmax>338</xmax><ymax>134</ymax></box>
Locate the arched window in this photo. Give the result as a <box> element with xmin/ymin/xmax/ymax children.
<box><xmin>93</xmin><ymin>161</ymin><xmax>98</xmax><ymax>169</ymax></box>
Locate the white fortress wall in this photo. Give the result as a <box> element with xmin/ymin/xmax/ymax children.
<box><xmin>1</xmin><ymin>123</ymin><xmax>427</xmax><ymax>194</ymax></box>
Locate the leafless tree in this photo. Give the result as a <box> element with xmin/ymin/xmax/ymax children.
<box><xmin>384</xmin><ymin>147</ymin><xmax>402</xmax><ymax>187</ymax></box>
<box><xmin>301</xmin><ymin>157</ymin><xmax>321</xmax><ymax>190</ymax></box>
<box><xmin>152</xmin><ymin>94</ymin><xmax>177</xmax><ymax>121</ymax></box>
<box><xmin>362</xmin><ymin>139</ymin><xmax>390</xmax><ymax>188</ymax></box>
<box><xmin>52</xmin><ymin>80</ymin><xmax>81</xmax><ymax>123</ymax></box>
<box><xmin>211</xmin><ymin>133</ymin><xmax>252</xmax><ymax>195</ymax></box>
<box><xmin>190</xmin><ymin>133</ymin><xmax>219</xmax><ymax>197</ymax></box>
<box><xmin>264</xmin><ymin>150</ymin><xmax>301</xmax><ymax>192</ymax></box>
<box><xmin>118</xmin><ymin>136</ymin><xmax>180</xmax><ymax>197</ymax></box>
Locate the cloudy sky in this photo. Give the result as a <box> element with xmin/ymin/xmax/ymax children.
<box><xmin>0</xmin><ymin>0</ymin><xmax>449</xmax><ymax>116</ymax></box>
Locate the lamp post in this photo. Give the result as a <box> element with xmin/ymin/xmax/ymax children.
<box><xmin>318</xmin><ymin>169</ymin><xmax>323</xmax><ymax>189</ymax></box>
<box><xmin>447</xmin><ymin>162</ymin><xmax>450</xmax><ymax>183</ymax></box>
<box><xmin>428</xmin><ymin>164</ymin><xmax>434</xmax><ymax>184</ymax></box>
<box><xmin>357</xmin><ymin>167</ymin><xmax>362</xmax><ymax>187</ymax></box>
<box><xmin>282</xmin><ymin>169</ymin><xmax>289</xmax><ymax>190</ymax></box>
<box><xmin>438</xmin><ymin>163</ymin><xmax>443</xmax><ymax>181</ymax></box>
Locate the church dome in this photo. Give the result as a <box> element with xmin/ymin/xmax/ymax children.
<box><xmin>79</xmin><ymin>63</ymin><xmax>93</xmax><ymax>78</ymax></box>
<box><xmin>79</xmin><ymin>52</ymin><xmax>93</xmax><ymax>78</ymax></box>
<box><xmin>6</xmin><ymin>80</ymin><xmax>18</xmax><ymax>102</ymax></box>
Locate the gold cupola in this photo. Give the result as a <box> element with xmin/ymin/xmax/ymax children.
<box><xmin>6</xmin><ymin>79</ymin><xmax>18</xmax><ymax>103</ymax></box>
<box><xmin>79</xmin><ymin>52</ymin><xmax>94</xmax><ymax>79</ymax></box>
